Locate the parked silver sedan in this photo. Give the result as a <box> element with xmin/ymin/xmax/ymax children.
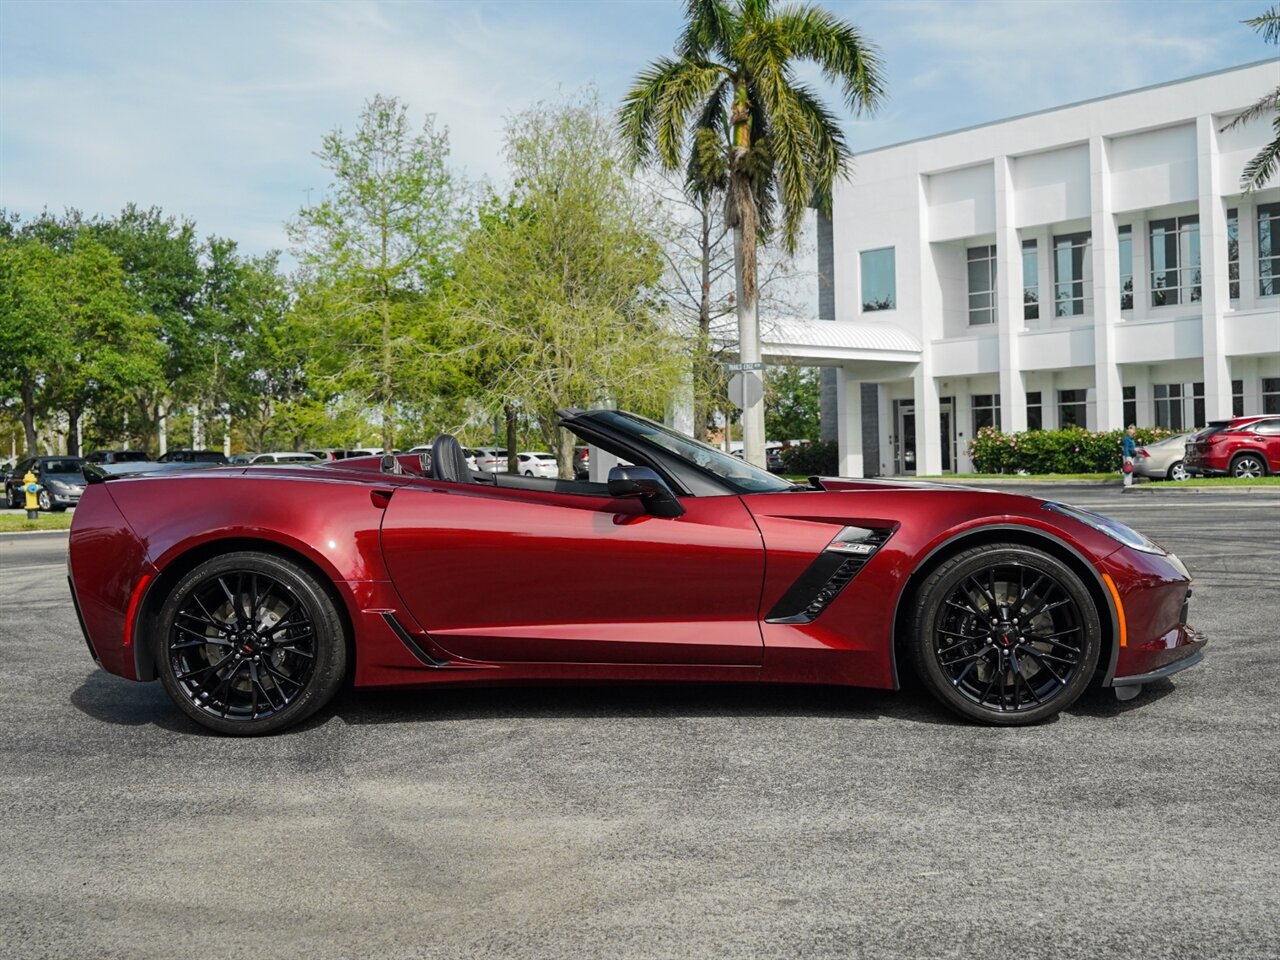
<box><xmin>1133</xmin><ymin>432</ymin><xmax>1192</xmax><ymax>481</ymax></box>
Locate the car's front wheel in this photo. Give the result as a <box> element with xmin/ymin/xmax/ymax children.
<box><xmin>1168</xmin><ymin>461</ymin><xmax>1189</xmax><ymax>481</ymax></box>
<box><xmin>37</xmin><ymin>490</ymin><xmax>51</xmax><ymax>511</ymax></box>
<box><xmin>909</xmin><ymin>544</ymin><xmax>1101</xmax><ymax>725</ymax></box>
<box><xmin>1231</xmin><ymin>454</ymin><xmax>1268</xmax><ymax>478</ymax></box>
<box><xmin>155</xmin><ymin>551</ymin><xmax>347</xmax><ymax>735</ymax></box>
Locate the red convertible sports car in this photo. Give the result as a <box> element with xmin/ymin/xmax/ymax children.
<box><xmin>69</xmin><ymin>408</ymin><xmax>1205</xmax><ymax>735</ymax></box>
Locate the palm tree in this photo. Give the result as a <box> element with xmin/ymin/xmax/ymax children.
<box><xmin>1223</xmin><ymin>5</ymin><xmax>1280</xmax><ymax>191</ymax></box>
<box><xmin>620</xmin><ymin>0</ymin><xmax>883</xmax><ymax>466</ymax></box>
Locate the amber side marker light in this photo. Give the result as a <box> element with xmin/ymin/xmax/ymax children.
<box><xmin>122</xmin><ymin>572</ymin><xmax>154</xmax><ymax>649</ymax></box>
<box><xmin>1101</xmin><ymin>572</ymin><xmax>1127</xmax><ymax>648</ymax></box>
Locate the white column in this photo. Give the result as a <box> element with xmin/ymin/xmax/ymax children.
<box><xmin>1090</xmin><ymin>135</ymin><xmax>1123</xmax><ymax>431</ymax></box>
<box><xmin>994</xmin><ymin>156</ymin><xmax>1027</xmax><ymax>433</ymax></box>
<box><xmin>1035</xmin><ymin>225</ymin><xmax>1053</xmax><ymax>329</ymax></box>
<box><xmin>835</xmin><ymin>366</ymin><xmax>864</xmax><ymax>478</ymax></box>
<box><xmin>915</xmin><ymin>175</ymin><xmax>944</xmax><ymax>476</ymax></box>
<box><xmin>913</xmin><ymin>369</ymin><xmax>941</xmax><ymax>475</ymax></box>
<box><xmin>1236</xmin><ymin>196</ymin><xmax>1257</xmax><ymax>311</ymax></box>
<box><xmin>1198</xmin><ymin>115</ymin><xmax>1232</xmax><ymax>422</ymax></box>
<box><xmin>1131</xmin><ymin>364</ymin><xmax>1153</xmax><ymax>427</ymax></box>
<box><xmin>1130</xmin><ymin>211</ymin><xmax>1149</xmax><ymax>320</ymax></box>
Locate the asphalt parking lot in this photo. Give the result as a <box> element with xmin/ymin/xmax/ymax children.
<box><xmin>2</xmin><ymin>487</ymin><xmax>1278</xmax><ymax>960</ymax></box>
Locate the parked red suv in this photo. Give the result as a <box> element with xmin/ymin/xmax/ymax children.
<box><xmin>1184</xmin><ymin>415</ymin><xmax>1280</xmax><ymax>478</ymax></box>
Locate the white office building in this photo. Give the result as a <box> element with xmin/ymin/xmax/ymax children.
<box><xmin>765</xmin><ymin>60</ymin><xmax>1280</xmax><ymax>476</ymax></box>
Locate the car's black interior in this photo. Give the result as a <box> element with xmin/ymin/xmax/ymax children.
<box><xmin>429</xmin><ymin>435</ymin><xmax>474</xmax><ymax>484</ymax></box>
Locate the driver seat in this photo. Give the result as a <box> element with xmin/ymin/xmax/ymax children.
<box><xmin>429</xmin><ymin>434</ymin><xmax>473</xmax><ymax>484</ymax></box>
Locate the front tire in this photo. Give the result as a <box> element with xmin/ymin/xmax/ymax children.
<box><xmin>155</xmin><ymin>551</ymin><xmax>347</xmax><ymax>735</ymax></box>
<box><xmin>37</xmin><ymin>490</ymin><xmax>51</xmax><ymax>511</ymax></box>
<box><xmin>909</xmin><ymin>544</ymin><xmax>1101</xmax><ymax>725</ymax></box>
<box><xmin>1168</xmin><ymin>461</ymin><xmax>1189</xmax><ymax>481</ymax></box>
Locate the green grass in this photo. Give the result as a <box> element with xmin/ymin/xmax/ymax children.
<box><xmin>917</xmin><ymin>472</ymin><xmax>1114</xmax><ymax>481</ymax></box>
<box><xmin>0</xmin><ymin>513</ymin><xmax>74</xmax><ymax>532</ymax></box>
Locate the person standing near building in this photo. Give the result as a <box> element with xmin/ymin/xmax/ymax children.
<box><xmin>1121</xmin><ymin>424</ymin><xmax>1137</xmax><ymax>489</ymax></box>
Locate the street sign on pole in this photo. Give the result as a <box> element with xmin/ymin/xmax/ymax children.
<box><xmin>725</xmin><ymin>361</ymin><xmax>765</xmax><ymax>372</ymax></box>
<box><xmin>727</xmin><ymin>371</ymin><xmax>764</xmax><ymax>410</ymax></box>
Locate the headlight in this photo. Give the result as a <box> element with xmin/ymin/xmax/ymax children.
<box><xmin>1042</xmin><ymin>501</ymin><xmax>1165</xmax><ymax>555</ymax></box>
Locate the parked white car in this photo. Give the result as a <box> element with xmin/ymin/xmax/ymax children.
<box><xmin>248</xmin><ymin>452</ymin><xmax>321</xmax><ymax>464</ymax></box>
<box><xmin>516</xmin><ymin>452</ymin><xmax>558</xmax><ymax>478</ymax></box>
<box><xmin>472</xmin><ymin>447</ymin><xmax>510</xmax><ymax>473</ymax></box>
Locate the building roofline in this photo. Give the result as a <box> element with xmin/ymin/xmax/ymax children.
<box><xmin>856</xmin><ymin>57</ymin><xmax>1280</xmax><ymax>157</ymax></box>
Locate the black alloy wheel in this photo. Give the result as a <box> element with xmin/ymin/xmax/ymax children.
<box><xmin>5</xmin><ymin>484</ymin><xmax>17</xmax><ymax>508</ymax></box>
<box><xmin>1231</xmin><ymin>454</ymin><xmax>1267</xmax><ymax>478</ymax></box>
<box><xmin>910</xmin><ymin>544</ymin><xmax>1101</xmax><ymax>724</ymax></box>
<box><xmin>155</xmin><ymin>551</ymin><xmax>346</xmax><ymax>735</ymax></box>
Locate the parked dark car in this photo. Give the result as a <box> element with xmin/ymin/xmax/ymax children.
<box><xmin>157</xmin><ymin>449</ymin><xmax>228</xmax><ymax>465</ymax></box>
<box><xmin>4</xmin><ymin>455</ymin><xmax>87</xmax><ymax>511</ymax></box>
<box><xmin>84</xmin><ymin>450</ymin><xmax>152</xmax><ymax>465</ymax></box>
<box><xmin>1184</xmin><ymin>415</ymin><xmax>1280</xmax><ymax>478</ymax></box>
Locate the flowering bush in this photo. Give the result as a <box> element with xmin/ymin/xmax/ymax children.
<box><xmin>967</xmin><ymin>426</ymin><xmax>1177</xmax><ymax>474</ymax></box>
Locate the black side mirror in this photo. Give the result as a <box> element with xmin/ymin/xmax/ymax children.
<box><xmin>607</xmin><ymin>466</ymin><xmax>685</xmax><ymax>518</ymax></box>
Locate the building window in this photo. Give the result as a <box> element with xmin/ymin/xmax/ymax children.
<box><xmin>1022</xmin><ymin>240</ymin><xmax>1039</xmax><ymax>320</ymax></box>
<box><xmin>860</xmin><ymin>247</ymin><xmax>896</xmax><ymax>312</ymax></box>
<box><xmin>1026</xmin><ymin>391</ymin><xmax>1042</xmax><ymax>431</ymax></box>
<box><xmin>1123</xmin><ymin>386</ymin><xmax>1136</xmax><ymax>427</ymax></box>
<box><xmin>1192</xmin><ymin>381</ymin><xmax>1204</xmax><ymax>428</ymax></box>
<box><xmin>1265</xmin><ymin>378</ymin><xmax>1280</xmax><ymax>415</ymax></box>
<box><xmin>1227</xmin><ymin>209</ymin><xmax>1240</xmax><ymax>300</ymax></box>
<box><xmin>1053</xmin><ymin>232</ymin><xmax>1091</xmax><ymax>317</ymax></box>
<box><xmin>1058</xmin><ymin>389</ymin><xmax>1087</xmax><ymax>428</ymax></box>
<box><xmin>1150</xmin><ymin>215</ymin><xmax>1200</xmax><ymax>306</ymax></box>
<box><xmin>1233</xmin><ymin>378</ymin><xmax>1244</xmax><ymax>417</ymax></box>
<box><xmin>1154</xmin><ymin>383</ymin><xmax>1185</xmax><ymax>430</ymax></box>
<box><xmin>1118</xmin><ymin>225</ymin><xmax>1133</xmax><ymax>310</ymax></box>
<box><xmin>1260</xmin><ymin>204</ymin><xmax>1280</xmax><ymax>297</ymax></box>
<box><xmin>972</xmin><ymin>394</ymin><xmax>1001</xmax><ymax>433</ymax></box>
<box><xmin>967</xmin><ymin>245</ymin><xmax>997</xmax><ymax>325</ymax></box>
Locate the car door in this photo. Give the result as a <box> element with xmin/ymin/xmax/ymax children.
<box><xmin>380</xmin><ymin>480</ymin><xmax>766</xmax><ymax>665</ymax></box>
<box><xmin>1255</xmin><ymin>418</ymin><xmax>1280</xmax><ymax>470</ymax></box>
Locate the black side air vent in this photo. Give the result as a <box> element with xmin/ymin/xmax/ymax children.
<box><xmin>765</xmin><ymin>527</ymin><xmax>893</xmax><ymax>624</ymax></box>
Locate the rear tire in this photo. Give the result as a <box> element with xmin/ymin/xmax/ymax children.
<box><xmin>5</xmin><ymin>485</ymin><xmax>17</xmax><ymax>508</ymax></box>
<box><xmin>909</xmin><ymin>544</ymin><xmax>1101</xmax><ymax>725</ymax></box>
<box><xmin>155</xmin><ymin>551</ymin><xmax>347</xmax><ymax>735</ymax></box>
<box><xmin>1231</xmin><ymin>454</ymin><xmax>1267</xmax><ymax>478</ymax></box>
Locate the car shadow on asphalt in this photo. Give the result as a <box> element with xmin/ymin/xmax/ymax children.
<box><xmin>68</xmin><ymin>669</ymin><xmax>965</xmax><ymax>734</ymax></box>
<box><xmin>331</xmin><ymin>681</ymin><xmax>963</xmax><ymax>728</ymax></box>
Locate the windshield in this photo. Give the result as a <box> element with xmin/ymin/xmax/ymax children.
<box><xmin>42</xmin><ymin>459</ymin><xmax>83</xmax><ymax>474</ymax></box>
<box><xmin>592</xmin><ymin>411</ymin><xmax>797</xmax><ymax>494</ymax></box>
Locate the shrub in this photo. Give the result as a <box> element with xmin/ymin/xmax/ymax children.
<box><xmin>968</xmin><ymin>426</ymin><xmax>1177</xmax><ymax>474</ymax></box>
<box><xmin>780</xmin><ymin>440</ymin><xmax>838</xmax><ymax>476</ymax></box>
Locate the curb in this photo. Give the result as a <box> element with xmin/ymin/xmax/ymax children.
<box><xmin>1121</xmin><ymin>485</ymin><xmax>1280</xmax><ymax>496</ymax></box>
<box><xmin>0</xmin><ymin>528</ymin><xmax>71</xmax><ymax>537</ymax></box>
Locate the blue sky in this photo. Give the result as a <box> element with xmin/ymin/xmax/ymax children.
<box><xmin>1</xmin><ymin>0</ymin><xmax>1273</xmax><ymax>259</ymax></box>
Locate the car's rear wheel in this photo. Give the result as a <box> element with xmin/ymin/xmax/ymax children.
<box><xmin>155</xmin><ymin>551</ymin><xmax>347</xmax><ymax>736</ymax></box>
<box><xmin>6</xmin><ymin>485</ymin><xmax>18</xmax><ymax>508</ymax></box>
<box><xmin>1231</xmin><ymin>454</ymin><xmax>1267</xmax><ymax>478</ymax></box>
<box><xmin>909</xmin><ymin>544</ymin><xmax>1101</xmax><ymax>725</ymax></box>
<box><xmin>1168</xmin><ymin>461</ymin><xmax>1189</xmax><ymax>481</ymax></box>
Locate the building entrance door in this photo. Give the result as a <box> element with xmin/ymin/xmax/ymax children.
<box><xmin>894</xmin><ymin>400</ymin><xmax>916</xmax><ymax>475</ymax></box>
<box><xmin>939</xmin><ymin>398</ymin><xmax>954</xmax><ymax>473</ymax></box>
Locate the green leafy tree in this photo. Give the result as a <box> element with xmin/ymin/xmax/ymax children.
<box><xmin>289</xmin><ymin>95</ymin><xmax>465</xmax><ymax>452</ymax></box>
<box><xmin>449</xmin><ymin>95</ymin><xmax>684</xmax><ymax>477</ymax></box>
<box><xmin>0</xmin><ymin>236</ymin><xmax>66</xmax><ymax>454</ymax></box>
<box><xmin>765</xmin><ymin>364</ymin><xmax>820</xmax><ymax>441</ymax></box>
<box><xmin>620</xmin><ymin>0</ymin><xmax>884</xmax><ymax>465</ymax></box>
<box><xmin>1223</xmin><ymin>6</ymin><xmax>1280</xmax><ymax>190</ymax></box>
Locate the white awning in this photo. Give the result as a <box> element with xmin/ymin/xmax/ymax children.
<box><xmin>760</xmin><ymin>318</ymin><xmax>922</xmax><ymax>364</ymax></box>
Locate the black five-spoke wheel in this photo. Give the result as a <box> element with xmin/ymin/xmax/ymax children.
<box><xmin>156</xmin><ymin>551</ymin><xmax>346</xmax><ymax>735</ymax></box>
<box><xmin>910</xmin><ymin>544</ymin><xmax>1101</xmax><ymax>724</ymax></box>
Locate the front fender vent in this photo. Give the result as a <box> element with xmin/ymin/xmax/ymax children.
<box><xmin>765</xmin><ymin>527</ymin><xmax>893</xmax><ymax>624</ymax></box>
